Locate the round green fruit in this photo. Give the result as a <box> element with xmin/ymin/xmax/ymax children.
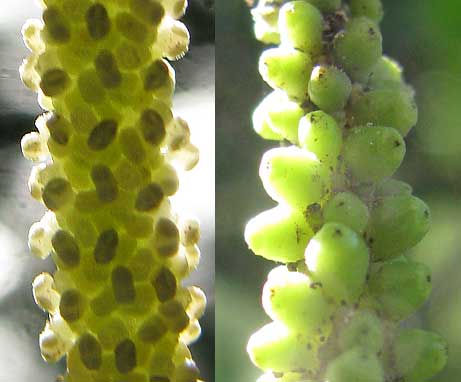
<box><xmin>333</xmin><ymin>17</ymin><xmax>382</xmax><ymax>82</ymax></box>
<box><xmin>298</xmin><ymin>111</ymin><xmax>343</xmax><ymax>168</ymax></box>
<box><xmin>259</xmin><ymin>146</ymin><xmax>331</xmax><ymax>209</ymax></box>
<box><xmin>368</xmin><ymin>260</ymin><xmax>432</xmax><ymax>321</ymax></box>
<box><xmin>305</xmin><ymin>222</ymin><xmax>369</xmax><ymax>303</ymax></box>
<box><xmin>262</xmin><ymin>266</ymin><xmax>335</xmax><ymax>335</ymax></box>
<box><xmin>367</xmin><ymin>194</ymin><xmax>430</xmax><ymax>261</ymax></box>
<box><xmin>393</xmin><ymin>329</ymin><xmax>448</xmax><ymax>382</ymax></box>
<box><xmin>343</xmin><ymin>126</ymin><xmax>405</xmax><ymax>183</ymax></box>
<box><xmin>259</xmin><ymin>47</ymin><xmax>313</xmax><ymax>101</ymax></box>
<box><xmin>326</xmin><ymin>348</ymin><xmax>383</xmax><ymax>382</ymax></box>
<box><xmin>279</xmin><ymin>1</ymin><xmax>323</xmax><ymax>57</ymax></box>
<box><xmin>245</xmin><ymin>206</ymin><xmax>314</xmax><ymax>263</ymax></box>
<box><xmin>323</xmin><ymin>192</ymin><xmax>369</xmax><ymax>234</ymax></box>
<box><xmin>247</xmin><ymin>322</ymin><xmax>320</xmax><ymax>373</ymax></box>
<box><xmin>308</xmin><ymin>65</ymin><xmax>352</xmax><ymax>112</ymax></box>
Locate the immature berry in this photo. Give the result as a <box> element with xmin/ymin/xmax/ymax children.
<box><xmin>393</xmin><ymin>329</ymin><xmax>448</xmax><ymax>382</ymax></box>
<box><xmin>252</xmin><ymin>92</ymin><xmax>285</xmax><ymax>141</ymax></box>
<box><xmin>350</xmin><ymin>87</ymin><xmax>418</xmax><ymax>136</ymax></box>
<box><xmin>374</xmin><ymin>178</ymin><xmax>413</xmax><ymax>197</ymax></box>
<box><xmin>367</xmin><ymin>194</ymin><xmax>431</xmax><ymax>261</ymax></box>
<box><xmin>333</xmin><ymin>17</ymin><xmax>382</xmax><ymax>82</ymax></box>
<box><xmin>298</xmin><ymin>111</ymin><xmax>343</xmax><ymax>168</ymax></box>
<box><xmin>368</xmin><ymin>260</ymin><xmax>432</xmax><ymax>321</ymax></box>
<box><xmin>265</xmin><ymin>91</ymin><xmax>305</xmax><ymax>143</ymax></box>
<box><xmin>326</xmin><ymin>348</ymin><xmax>384</xmax><ymax>382</ymax></box>
<box><xmin>245</xmin><ymin>206</ymin><xmax>314</xmax><ymax>263</ymax></box>
<box><xmin>247</xmin><ymin>322</ymin><xmax>320</xmax><ymax>373</ymax></box>
<box><xmin>251</xmin><ymin>1</ymin><xmax>282</xmax><ymax>45</ymax></box>
<box><xmin>308</xmin><ymin>65</ymin><xmax>352</xmax><ymax>112</ymax></box>
<box><xmin>259</xmin><ymin>146</ymin><xmax>331</xmax><ymax>209</ymax></box>
<box><xmin>323</xmin><ymin>192</ymin><xmax>369</xmax><ymax>234</ymax></box>
<box><xmin>259</xmin><ymin>47</ymin><xmax>313</xmax><ymax>101</ymax></box>
<box><xmin>304</xmin><ymin>222</ymin><xmax>369</xmax><ymax>303</ymax></box>
<box><xmin>338</xmin><ymin>310</ymin><xmax>384</xmax><ymax>353</ymax></box>
<box><xmin>368</xmin><ymin>56</ymin><xmax>403</xmax><ymax>88</ymax></box>
<box><xmin>349</xmin><ymin>0</ymin><xmax>384</xmax><ymax>23</ymax></box>
<box><xmin>262</xmin><ymin>266</ymin><xmax>335</xmax><ymax>335</ymax></box>
<box><xmin>278</xmin><ymin>1</ymin><xmax>324</xmax><ymax>57</ymax></box>
<box><xmin>343</xmin><ymin>125</ymin><xmax>405</xmax><ymax>183</ymax></box>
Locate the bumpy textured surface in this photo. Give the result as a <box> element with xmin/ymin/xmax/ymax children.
<box><xmin>246</xmin><ymin>1</ymin><xmax>447</xmax><ymax>381</ymax></box>
<box><xmin>20</xmin><ymin>1</ymin><xmax>206</xmax><ymax>381</ymax></box>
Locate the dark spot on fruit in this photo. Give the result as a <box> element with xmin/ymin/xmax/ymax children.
<box><xmin>287</xmin><ymin>262</ymin><xmax>297</xmax><ymax>272</ymax></box>
<box><xmin>310</xmin><ymin>282</ymin><xmax>323</xmax><ymax>289</ymax></box>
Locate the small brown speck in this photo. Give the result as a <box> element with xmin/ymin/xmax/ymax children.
<box><xmin>310</xmin><ymin>282</ymin><xmax>323</xmax><ymax>289</ymax></box>
<box><xmin>287</xmin><ymin>262</ymin><xmax>297</xmax><ymax>272</ymax></box>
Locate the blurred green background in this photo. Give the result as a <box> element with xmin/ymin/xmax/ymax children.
<box><xmin>216</xmin><ymin>1</ymin><xmax>461</xmax><ymax>382</ymax></box>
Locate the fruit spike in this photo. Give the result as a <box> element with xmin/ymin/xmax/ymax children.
<box><xmin>20</xmin><ymin>1</ymin><xmax>206</xmax><ymax>381</ymax></box>
<box><xmin>246</xmin><ymin>1</ymin><xmax>447</xmax><ymax>381</ymax></box>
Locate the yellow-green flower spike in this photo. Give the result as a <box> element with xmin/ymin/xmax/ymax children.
<box><xmin>20</xmin><ymin>1</ymin><xmax>206</xmax><ymax>381</ymax></box>
<box><xmin>246</xmin><ymin>0</ymin><xmax>446</xmax><ymax>381</ymax></box>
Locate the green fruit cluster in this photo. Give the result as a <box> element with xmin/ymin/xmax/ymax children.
<box><xmin>20</xmin><ymin>1</ymin><xmax>205</xmax><ymax>382</ymax></box>
<box><xmin>246</xmin><ymin>1</ymin><xmax>447</xmax><ymax>381</ymax></box>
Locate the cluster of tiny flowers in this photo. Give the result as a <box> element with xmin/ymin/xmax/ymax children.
<box><xmin>245</xmin><ymin>1</ymin><xmax>447</xmax><ymax>382</ymax></box>
<box><xmin>19</xmin><ymin>1</ymin><xmax>205</xmax><ymax>381</ymax></box>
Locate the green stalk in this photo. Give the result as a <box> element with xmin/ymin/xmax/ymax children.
<box><xmin>246</xmin><ymin>1</ymin><xmax>447</xmax><ymax>381</ymax></box>
<box><xmin>20</xmin><ymin>1</ymin><xmax>205</xmax><ymax>381</ymax></box>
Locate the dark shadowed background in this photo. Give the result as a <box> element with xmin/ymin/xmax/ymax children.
<box><xmin>0</xmin><ymin>1</ymin><xmax>214</xmax><ymax>381</ymax></box>
<box><xmin>216</xmin><ymin>1</ymin><xmax>461</xmax><ymax>382</ymax></box>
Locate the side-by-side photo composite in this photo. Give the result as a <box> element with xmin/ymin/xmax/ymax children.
<box><xmin>0</xmin><ymin>1</ymin><xmax>460</xmax><ymax>382</ymax></box>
